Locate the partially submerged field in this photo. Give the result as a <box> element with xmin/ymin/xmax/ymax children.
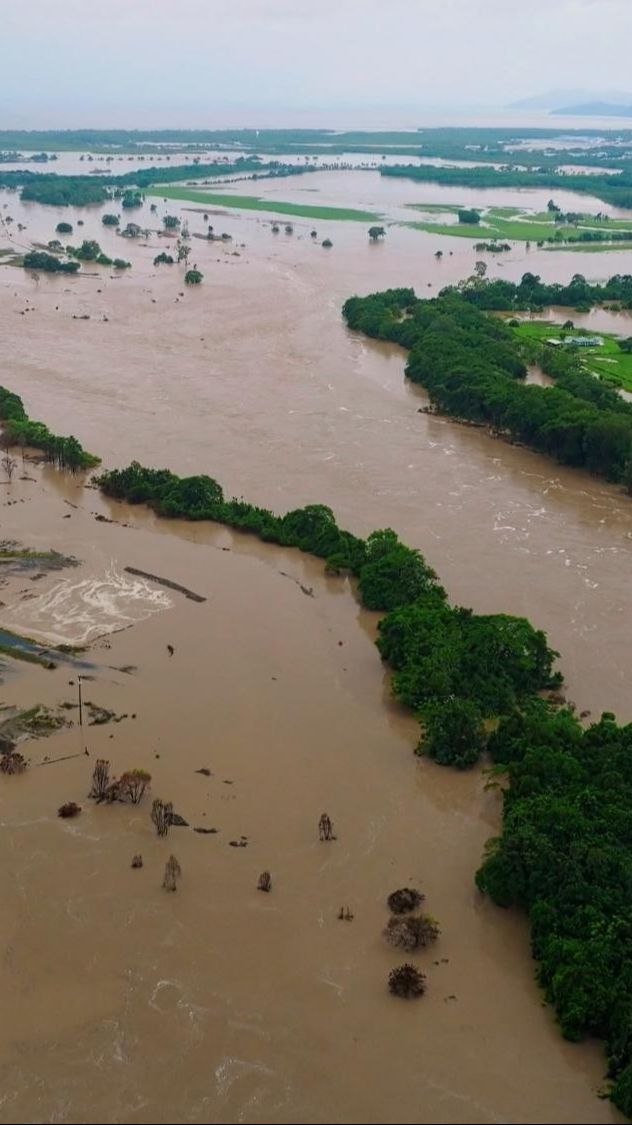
<box><xmin>146</xmin><ymin>185</ymin><xmax>381</xmax><ymax>222</ymax></box>
<box><xmin>511</xmin><ymin>319</ymin><xmax>632</xmax><ymax>391</ymax></box>
<box><xmin>406</xmin><ymin>203</ymin><xmax>632</xmax><ymax>245</ymax></box>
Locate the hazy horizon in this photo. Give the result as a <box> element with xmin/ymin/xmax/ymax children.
<box><xmin>2</xmin><ymin>0</ymin><xmax>632</xmax><ymax>129</ymax></box>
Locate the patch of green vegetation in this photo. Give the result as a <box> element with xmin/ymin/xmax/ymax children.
<box><xmin>145</xmin><ymin>186</ymin><xmax>381</xmax><ymax>222</ymax></box>
<box><xmin>0</xmin><ymin>645</ymin><xmax>56</xmax><ymax>669</ymax></box>
<box><xmin>406</xmin><ymin>202</ymin><xmax>464</xmax><ymax>214</ymax></box>
<box><xmin>405</xmin><ymin>204</ymin><xmax>632</xmax><ymax>245</ymax></box>
<box><xmin>0</xmin><ymin>385</ymin><xmax>99</xmax><ymax>469</ymax></box>
<box><xmin>512</xmin><ymin>321</ymin><xmax>632</xmax><ymax>392</ymax></box>
<box><xmin>0</xmin><ymin>545</ymin><xmax>77</xmax><ymax>568</ymax></box>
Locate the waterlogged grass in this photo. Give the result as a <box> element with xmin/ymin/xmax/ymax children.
<box><xmin>146</xmin><ymin>186</ymin><xmax>381</xmax><ymax>222</ymax></box>
<box><xmin>405</xmin><ymin>203</ymin><xmax>632</xmax><ymax>245</ymax></box>
<box><xmin>544</xmin><ymin>240</ymin><xmax>632</xmax><ymax>252</ymax></box>
<box><xmin>511</xmin><ymin>320</ymin><xmax>632</xmax><ymax>392</ymax></box>
<box><xmin>406</xmin><ymin>202</ymin><xmax>464</xmax><ymax>214</ymax></box>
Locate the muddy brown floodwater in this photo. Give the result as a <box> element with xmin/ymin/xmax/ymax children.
<box><xmin>0</xmin><ymin>168</ymin><xmax>630</xmax><ymax>1124</ymax></box>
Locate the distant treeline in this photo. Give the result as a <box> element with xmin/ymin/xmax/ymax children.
<box><xmin>93</xmin><ymin>453</ymin><xmax>632</xmax><ymax>1117</ymax></box>
<box><xmin>381</xmin><ymin>162</ymin><xmax>632</xmax><ymax>209</ymax></box>
<box><xmin>343</xmin><ymin>284</ymin><xmax>632</xmax><ymax>488</ymax></box>
<box><xmin>0</xmin><ymin>386</ymin><xmax>99</xmax><ymax>468</ymax></box>
<box><xmin>4</xmin><ymin>158</ymin><xmax>314</xmax><ymax>206</ymax></box>
<box><xmin>443</xmin><ymin>270</ymin><xmax>632</xmax><ymax>311</ymax></box>
<box><xmin>2</xmin><ymin>125</ymin><xmax>632</xmax><ymax>163</ymax></box>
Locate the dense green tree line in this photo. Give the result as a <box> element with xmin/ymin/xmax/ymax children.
<box><xmin>342</xmin><ymin>287</ymin><xmax>632</xmax><ymax>487</ymax></box>
<box><xmin>23</xmin><ymin>250</ymin><xmax>79</xmax><ymax>273</ymax></box>
<box><xmin>1</xmin><ymin>158</ymin><xmax>317</xmax><ymax>207</ymax></box>
<box><xmin>381</xmin><ymin>162</ymin><xmax>632</xmax><ymax>209</ymax></box>
<box><xmin>445</xmin><ymin>270</ymin><xmax>632</xmax><ymax>311</ymax></box>
<box><xmin>95</xmin><ymin>461</ymin><xmax>559</xmax><ymax>733</ymax></box>
<box><xmin>0</xmin><ymin>386</ymin><xmax>99</xmax><ymax>468</ymax></box>
<box><xmin>477</xmin><ymin>701</ymin><xmax>632</xmax><ymax>1117</ymax></box>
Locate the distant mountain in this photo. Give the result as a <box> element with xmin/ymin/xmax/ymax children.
<box><xmin>554</xmin><ymin>101</ymin><xmax>632</xmax><ymax>117</ymax></box>
<box><xmin>509</xmin><ymin>90</ymin><xmax>632</xmax><ymax>113</ymax></box>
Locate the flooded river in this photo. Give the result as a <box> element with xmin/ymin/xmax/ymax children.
<box><xmin>0</xmin><ymin>167</ymin><xmax>629</xmax><ymax>1123</ymax></box>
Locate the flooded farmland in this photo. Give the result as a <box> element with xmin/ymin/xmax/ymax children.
<box><xmin>0</xmin><ymin>165</ymin><xmax>629</xmax><ymax>1124</ymax></box>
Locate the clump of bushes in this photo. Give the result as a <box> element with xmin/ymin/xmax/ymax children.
<box><xmin>23</xmin><ymin>250</ymin><xmax>79</xmax><ymax>274</ymax></box>
<box><xmin>0</xmin><ymin>750</ymin><xmax>27</xmax><ymax>775</ymax></box>
<box><xmin>184</xmin><ymin>269</ymin><xmax>203</xmax><ymax>285</ymax></box>
<box><xmin>154</xmin><ymin>252</ymin><xmax>174</xmax><ymax>265</ymax></box>
<box><xmin>56</xmin><ymin>221</ymin><xmax>73</xmax><ymax>234</ymax></box>
<box><xmin>388</xmin><ymin>963</ymin><xmax>426</xmax><ymax>999</ymax></box>
<box><xmin>387</xmin><ymin>887</ymin><xmax>424</xmax><ymax>914</ymax></box>
<box><xmin>384</xmin><ymin>914</ymin><xmax>440</xmax><ymax>951</ymax></box>
<box><xmin>58</xmin><ymin>801</ymin><xmax>81</xmax><ymax>818</ymax></box>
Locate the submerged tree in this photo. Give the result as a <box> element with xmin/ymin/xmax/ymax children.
<box><xmin>151</xmin><ymin>798</ymin><xmax>173</xmax><ymax>837</ymax></box>
<box><xmin>119</xmin><ymin>769</ymin><xmax>151</xmax><ymax>804</ymax></box>
<box><xmin>387</xmin><ymin>887</ymin><xmax>424</xmax><ymax>914</ymax></box>
<box><xmin>322</xmin><ymin>238</ymin><xmax>333</xmax><ymax>248</ymax></box>
<box><xmin>257</xmin><ymin>871</ymin><xmax>272</xmax><ymax>892</ymax></box>
<box><xmin>388</xmin><ymin>963</ymin><xmax>426</xmax><ymax>999</ymax></box>
<box><xmin>89</xmin><ymin>758</ymin><xmax>110</xmax><ymax>799</ymax></box>
<box><xmin>384</xmin><ymin>914</ymin><xmax>440</xmax><ymax>951</ymax></box>
<box><xmin>184</xmin><ymin>268</ymin><xmax>203</xmax><ymax>285</ymax></box>
<box><xmin>318</xmin><ymin>812</ymin><xmax>335</xmax><ymax>841</ymax></box>
<box><xmin>368</xmin><ymin>226</ymin><xmax>386</xmax><ymax>241</ymax></box>
<box><xmin>0</xmin><ymin>750</ymin><xmax>27</xmax><ymax>775</ymax></box>
<box><xmin>2</xmin><ymin>454</ymin><xmax>17</xmax><ymax>482</ymax></box>
<box><xmin>163</xmin><ymin>854</ymin><xmax>182</xmax><ymax>891</ymax></box>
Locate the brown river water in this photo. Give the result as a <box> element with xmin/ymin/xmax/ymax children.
<box><xmin>0</xmin><ymin>168</ymin><xmax>630</xmax><ymax>1124</ymax></box>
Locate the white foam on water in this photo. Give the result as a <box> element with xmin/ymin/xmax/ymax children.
<box><xmin>2</xmin><ymin>563</ymin><xmax>172</xmax><ymax>645</ymax></box>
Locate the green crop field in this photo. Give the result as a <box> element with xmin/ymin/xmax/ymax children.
<box><xmin>146</xmin><ymin>186</ymin><xmax>381</xmax><ymax>222</ymax></box>
<box><xmin>404</xmin><ymin>203</ymin><xmax>632</xmax><ymax>246</ymax></box>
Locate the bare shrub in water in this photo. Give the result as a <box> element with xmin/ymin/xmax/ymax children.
<box><xmin>257</xmin><ymin>871</ymin><xmax>272</xmax><ymax>892</ymax></box>
<box><xmin>318</xmin><ymin>813</ymin><xmax>335</xmax><ymax>841</ymax></box>
<box><xmin>163</xmin><ymin>854</ymin><xmax>181</xmax><ymax>891</ymax></box>
<box><xmin>119</xmin><ymin>769</ymin><xmax>151</xmax><ymax>804</ymax></box>
<box><xmin>151</xmin><ymin>798</ymin><xmax>173</xmax><ymax>837</ymax></box>
<box><xmin>89</xmin><ymin>758</ymin><xmax>110</xmax><ymax>799</ymax></box>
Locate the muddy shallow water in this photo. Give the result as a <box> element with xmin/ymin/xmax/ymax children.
<box><xmin>0</xmin><ymin>169</ymin><xmax>629</xmax><ymax>1123</ymax></box>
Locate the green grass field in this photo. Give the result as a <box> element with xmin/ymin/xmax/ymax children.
<box><xmin>146</xmin><ymin>186</ymin><xmax>381</xmax><ymax>222</ymax></box>
<box><xmin>405</xmin><ymin>204</ymin><xmax>632</xmax><ymax>245</ymax></box>
<box><xmin>511</xmin><ymin>320</ymin><xmax>632</xmax><ymax>392</ymax></box>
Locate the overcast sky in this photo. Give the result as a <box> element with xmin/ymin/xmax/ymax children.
<box><xmin>2</xmin><ymin>0</ymin><xmax>632</xmax><ymax>128</ymax></box>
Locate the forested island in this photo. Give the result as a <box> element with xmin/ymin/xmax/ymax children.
<box><xmin>342</xmin><ymin>277</ymin><xmax>632</xmax><ymax>489</ymax></box>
